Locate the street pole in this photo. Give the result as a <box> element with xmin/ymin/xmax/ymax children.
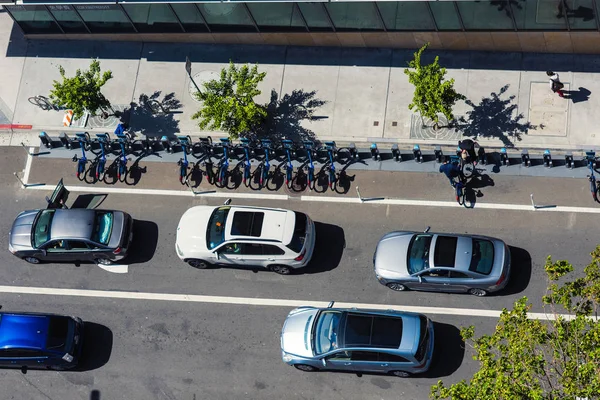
<box><xmin>186</xmin><ymin>56</ymin><xmax>202</xmax><ymax>95</ymax></box>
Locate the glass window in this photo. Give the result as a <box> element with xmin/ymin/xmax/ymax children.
<box><xmin>429</xmin><ymin>1</ymin><xmax>462</xmax><ymax>30</ymax></box>
<box><xmin>297</xmin><ymin>3</ymin><xmax>332</xmax><ymax>31</ymax></box>
<box><xmin>92</xmin><ymin>212</ymin><xmax>113</xmax><ymax>245</ymax></box>
<box><xmin>325</xmin><ymin>351</ymin><xmax>351</xmax><ymax>360</ymax></box>
<box><xmin>378</xmin><ymin>352</ymin><xmax>409</xmax><ymax>362</ymax></box>
<box><xmin>221</xmin><ymin>243</ymin><xmax>242</xmax><ymax>255</ymax></box>
<box><xmin>313</xmin><ymin>311</ymin><xmax>342</xmax><ymax>355</ymax></box>
<box><xmin>46</xmin><ymin>317</ymin><xmax>74</xmax><ymax>351</ymax></box>
<box><xmin>433</xmin><ymin>236</ymin><xmax>458</xmax><ymax>267</ymax></box>
<box><xmin>47</xmin><ymin>5</ymin><xmax>87</xmax><ymax>34</ymax></box>
<box><xmin>75</xmin><ymin>4</ymin><xmax>134</xmax><ymax>34</ymax></box>
<box><xmin>565</xmin><ymin>0</ymin><xmax>596</xmax><ymax>30</ymax></box>
<box><xmin>450</xmin><ymin>271</ymin><xmax>469</xmax><ymax>278</ymax></box>
<box><xmin>171</xmin><ymin>3</ymin><xmax>208</xmax><ymax>33</ymax></box>
<box><xmin>33</xmin><ymin>210</ymin><xmax>54</xmax><ymax>248</ymax></box>
<box><xmin>286</xmin><ymin>212</ymin><xmax>307</xmax><ymax>253</ymax></box>
<box><xmin>122</xmin><ymin>4</ymin><xmax>182</xmax><ymax>33</ymax></box>
<box><xmin>456</xmin><ymin>0</ymin><xmax>515</xmax><ymax>30</ymax></box>
<box><xmin>68</xmin><ymin>241</ymin><xmax>89</xmax><ymax>250</ymax></box>
<box><xmin>6</xmin><ymin>5</ymin><xmax>61</xmax><ymax>34</ymax></box>
<box><xmin>407</xmin><ymin>234</ymin><xmax>432</xmax><ymax>274</ymax></box>
<box><xmin>345</xmin><ymin>314</ymin><xmax>373</xmax><ymax>346</ymax></box>
<box><xmin>325</xmin><ymin>2</ymin><xmax>384</xmax><ymax>31</ymax></box>
<box><xmin>197</xmin><ymin>3</ymin><xmax>256</xmax><ymax>32</ymax></box>
<box><xmin>371</xmin><ymin>317</ymin><xmax>403</xmax><ymax>348</ymax></box>
<box><xmin>351</xmin><ymin>351</ymin><xmax>379</xmax><ymax>361</ymax></box>
<box><xmin>512</xmin><ymin>0</ymin><xmax>568</xmax><ymax>30</ymax></box>
<box><xmin>207</xmin><ymin>206</ymin><xmax>231</xmax><ymax>250</ymax></box>
<box><xmin>469</xmin><ymin>239</ymin><xmax>495</xmax><ymax>275</ymax></box>
<box><xmin>240</xmin><ymin>243</ymin><xmax>263</xmax><ymax>255</ymax></box>
<box><xmin>246</xmin><ymin>3</ymin><xmax>305</xmax><ymax>32</ymax></box>
<box><xmin>231</xmin><ymin>212</ymin><xmax>264</xmax><ymax>237</ymax></box>
<box><xmin>377</xmin><ymin>2</ymin><xmax>435</xmax><ymax>31</ymax></box>
<box><xmin>262</xmin><ymin>245</ymin><xmax>285</xmax><ymax>256</ymax></box>
<box><xmin>422</xmin><ymin>269</ymin><xmax>451</xmax><ymax>278</ymax></box>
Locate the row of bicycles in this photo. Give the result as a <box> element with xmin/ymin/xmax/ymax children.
<box><xmin>62</xmin><ymin>128</ymin><xmax>357</xmax><ymax>191</ymax></box>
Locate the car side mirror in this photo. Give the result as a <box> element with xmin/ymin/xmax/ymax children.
<box><xmin>424</xmin><ymin>226</ymin><xmax>430</xmax><ymax>233</ymax></box>
<box><xmin>41</xmin><ymin>249</ymin><xmax>47</xmax><ymax>256</ymax></box>
<box><xmin>223</xmin><ymin>199</ymin><xmax>232</xmax><ymax>205</ymax></box>
<box><xmin>213</xmin><ymin>250</ymin><xmax>220</xmax><ymax>260</ymax></box>
<box><xmin>418</xmin><ymin>275</ymin><xmax>422</xmax><ymax>283</ymax></box>
<box><xmin>327</xmin><ymin>301</ymin><xmax>335</xmax><ymax>308</ymax></box>
<box><xmin>322</xmin><ymin>359</ymin><xmax>327</xmax><ymax>367</ymax></box>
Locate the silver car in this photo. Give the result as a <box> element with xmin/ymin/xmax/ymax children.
<box><xmin>280</xmin><ymin>302</ymin><xmax>435</xmax><ymax>377</ymax></box>
<box><xmin>374</xmin><ymin>228</ymin><xmax>511</xmax><ymax>297</ymax></box>
<box><xmin>9</xmin><ymin>208</ymin><xmax>133</xmax><ymax>265</ymax></box>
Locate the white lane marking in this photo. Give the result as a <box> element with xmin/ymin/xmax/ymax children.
<box><xmin>23</xmin><ymin>183</ymin><xmax>600</xmax><ymax>214</ymax></box>
<box><xmin>97</xmin><ymin>264</ymin><xmax>129</xmax><ymax>274</ymax></box>
<box><xmin>22</xmin><ymin>147</ymin><xmax>34</xmax><ymax>185</ymax></box>
<box><xmin>0</xmin><ymin>284</ymin><xmax>585</xmax><ymax>321</ymax></box>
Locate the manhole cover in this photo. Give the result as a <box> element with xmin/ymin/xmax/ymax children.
<box><xmin>189</xmin><ymin>70</ymin><xmax>219</xmax><ymax>104</ymax></box>
<box><xmin>409</xmin><ymin>114</ymin><xmax>462</xmax><ymax>141</ymax></box>
<box><xmin>86</xmin><ymin>104</ymin><xmax>127</xmax><ymax>129</ymax></box>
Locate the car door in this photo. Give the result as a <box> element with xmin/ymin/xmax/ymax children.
<box><xmin>66</xmin><ymin>240</ymin><xmax>93</xmax><ymax>262</ymax></box>
<box><xmin>347</xmin><ymin>350</ymin><xmax>384</xmax><ymax>373</ymax></box>
<box><xmin>214</xmin><ymin>242</ymin><xmax>245</xmax><ymax>265</ymax></box>
<box><xmin>240</xmin><ymin>243</ymin><xmax>287</xmax><ymax>268</ymax></box>
<box><xmin>377</xmin><ymin>351</ymin><xmax>414</xmax><ymax>374</ymax></box>
<box><xmin>0</xmin><ymin>348</ymin><xmax>20</xmax><ymax>368</ymax></box>
<box><xmin>446</xmin><ymin>270</ymin><xmax>476</xmax><ymax>292</ymax></box>
<box><xmin>415</xmin><ymin>269</ymin><xmax>452</xmax><ymax>292</ymax></box>
<box><xmin>39</xmin><ymin>240</ymin><xmax>69</xmax><ymax>262</ymax></box>
<box><xmin>322</xmin><ymin>350</ymin><xmax>355</xmax><ymax>372</ymax></box>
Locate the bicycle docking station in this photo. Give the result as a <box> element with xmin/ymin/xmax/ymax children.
<box><xmin>434</xmin><ymin>146</ymin><xmax>443</xmax><ymax>163</ymax></box>
<box><xmin>477</xmin><ymin>147</ymin><xmax>487</xmax><ymax>165</ymax></box>
<box><xmin>413</xmin><ymin>144</ymin><xmax>423</xmax><ymax>163</ymax></box>
<box><xmin>565</xmin><ymin>152</ymin><xmax>574</xmax><ymax>169</ymax></box>
<box><xmin>59</xmin><ymin>132</ymin><xmax>74</xmax><ymax>150</ymax></box>
<box><xmin>543</xmin><ymin>149</ymin><xmax>553</xmax><ymax>168</ymax></box>
<box><xmin>370</xmin><ymin>143</ymin><xmax>380</xmax><ymax>161</ymax></box>
<box><xmin>348</xmin><ymin>143</ymin><xmax>359</xmax><ymax>161</ymax></box>
<box><xmin>39</xmin><ymin>132</ymin><xmax>53</xmax><ymax>149</ymax></box>
<box><xmin>161</xmin><ymin>135</ymin><xmax>175</xmax><ymax>154</ymax></box>
<box><xmin>521</xmin><ymin>149</ymin><xmax>530</xmax><ymax>167</ymax></box>
<box><xmin>391</xmin><ymin>144</ymin><xmax>401</xmax><ymax>162</ymax></box>
<box><xmin>500</xmin><ymin>148</ymin><xmax>509</xmax><ymax>166</ymax></box>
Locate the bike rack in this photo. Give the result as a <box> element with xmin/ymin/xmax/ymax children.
<box><xmin>370</xmin><ymin>143</ymin><xmax>380</xmax><ymax>161</ymax></box>
<box><xmin>59</xmin><ymin>132</ymin><xmax>73</xmax><ymax>149</ymax></box>
<box><xmin>565</xmin><ymin>152</ymin><xmax>574</xmax><ymax>169</ymax></box>
<box><xmin>161</xmin><ymin>135</ymin><xmax>175</xmax><ymax>154</ymax></box>
<box><xmin>391</xmin><ymin>144</ymin><xmax>401</xmax><ymax>162</ymax></box>
<box><xmin>500</xmin><ymin>148</ymin><xmax>509</xmax><ymax>166</ymax></box>
<box><xmin>39</xmin><ymin>132</ymin><xmax>53</xmax><ymax>149</ymax></box>
<box><xmin>434</xmin><ymin>146</ymin><xmax>443</xmax><ymax>163</ymax></box>
<box><xmin>543</xmin><ymin>149</ymin><xmax>553</xmax><ymax>168</ymax></box>
<box><xmin>521</xmin><ymin>149</ymin><xmax>530</xmax><ymax>167</ymax></box>
<box><xmin>413</xmin><ymin>144</ymin><xmax>423</xmax><ymax>163</ymax></box>
<box><xmin>348</xmin><ymin>143</ymin><xmax>359</xmax><ymax>161</ymax></box>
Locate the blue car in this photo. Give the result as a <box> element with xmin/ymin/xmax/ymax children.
<box><xmin>0</xmin><ymin>312</ymin><xmax>84</xmax><ymax>370</ymax></box>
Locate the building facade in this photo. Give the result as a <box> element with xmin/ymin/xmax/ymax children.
<box><xmin>3</xmin><ymin>0</ymin><xmax>600</xmax><ymax>53</ymax></box>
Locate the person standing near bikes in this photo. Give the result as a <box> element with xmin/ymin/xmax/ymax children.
<box><xmin>439</xmin><ymin>159</ymin><xmax>462</xmax><ymax>187</ymax></box>
<box><xmin>458</xmin><ymin>139</ymin><xmax>478</xmax><ymax>163</ymax></box>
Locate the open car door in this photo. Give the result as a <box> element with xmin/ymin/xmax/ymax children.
<box><xmin>46</xmin><ymin>179</ymin><xmax>69</xmax><ymax>209</ymax></box>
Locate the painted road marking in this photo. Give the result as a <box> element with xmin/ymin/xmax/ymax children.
<box><xmin>23</xmin><ymin>183</ymin><xmax>600</xmax><ymax>214</ymax></box>
<box><xmin>22</xmin><ymin>147</ymin><xmax>34</xmax><ymax>184</ymax></box>
<box><xmin>0</xmin><ymin>284</ymin><xmax>586</xmax><ymax>321</ymax></box>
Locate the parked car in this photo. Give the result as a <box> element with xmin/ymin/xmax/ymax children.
<box><xmin>0</xmin><ymin>312</ymin><xmax>84</xmax><ymax>370</ymax></box>
<box><xmin>9</xmin><ymin>208</ymin><xmax>133</xmax><ymax>265</ymax></box>
<box><xmin>176</xmin><ymin>202</ymin><xmax>316</xmax><ymax>275</ymax></box>
<box><xmin>373</xmin><ymin>227</ymin><xmax>511</xmax><ymax>296</ymax></box>
<box><xmin>281</xmin><ymin>302</ymin><xmax>434</xmax><ymax>377</ymax></box>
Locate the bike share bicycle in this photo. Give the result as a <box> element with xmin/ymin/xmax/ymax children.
<box><xmin>281</xmin><ymin>139</ymin><xmax>297</xmax><ymax>190</ymax></box>
<box><xmin>239</xmin><ymin>138</ymin><xmax>254</xmax><ymax>187</ymax></box>
<box><xmin>585</xmin><ymin>150</ymin><xmax>600</xmax><ymax>202</ymax></box>
<box><xmin>94</xmin><ymin>133</ymin><xmax>111</xmax><ymax>181</ymax></box>
<box><xmin>71</xmin><ymin>132</ymin><xmax>91</xmax><ymax>180</ymax></box>
<box><xmin>318</xmin><ymin>141</ymin><xmax>338</xmax><ymax>191</ymax></box>
<box><xmin>177</xmin><ymin>135</ymin><xmax>192</xmax><ymax>185</ymax></box>
<box><xmin>301</xmin><ymin>141</ymin><xmax>317</xmax><ymax>191</ymax></box>
<box><xmin>114</xmin><ymin>126</ymin><xmax>132</xmax><ymax>182</ymax></box>
<box><xmin>254</xmin><ymin>139</ymin><xmax>273</xmax><ymax>190</ymax></box>
<box><xmin>215</xmin><ymin>138</ymin><xmax>232</xmax><ymax>188</ymax></box>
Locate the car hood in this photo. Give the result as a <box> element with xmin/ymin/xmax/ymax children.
<box><xmin>281</xmin><ymin>308</ymin><xmax>318</xmax><ymax>358</ymax></box>
<box><xmin>374</xmin><ymin>232</ymin><xmax>414</xmax><ymax>278</ymax></box>
<box><xmin>9</xmin><ymin>210</ymin><xmax>38</xmax><ymax>252</ymax></box>
<box><xmin>176</xmin><ymin>206</ymin><xmax>215</xmax><ymax>254</ymax></box>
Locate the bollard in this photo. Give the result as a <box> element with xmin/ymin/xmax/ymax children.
<box><xmin>391</xmin><ymin>144</ymin><xmax>401</xmax><ymax>162</ymax></box>
<box><xmin>477</xmin><ymin>146</ymin><xmax>487</xmax><ymax>165</ymax></box>
<box><xmin>59</xmin><ymin>132</ymin><xmax>73</xmax><ymax>149</ymax></box>
<box><xmin>348</xmin><ymin>142</ymin><xmax>358</xmax><ymax>161</ymax></box>
<box><xmin>543</xmin><ymin>149</ymin><xmax>552</xmax><ymax>168</ymax></box>
<box><xmin>434</xmin><ymin>146</ymin><xmax>443</xmax><ymax>163</ymax></box>
<box><xmin>370</xmin><ymin>143</ymin><xmax>380</xmax><ymax>161</ymax></box>
<box><xmin>413</xmin><ymin>144</ymin><xmax>423</xmax><ymax>163</ymax></box>
<box><xmin>39</xmin><ymin>132</ymin><xmax>53</xmax><ymax>149</ymax></box>
<box><xmin>500</xmin><ymin>147</ymin><xmax>509</xmax><ymax>166</ymax></box>
<box><xmin>521</xmin><ymin>149</ymin><xmax>530</xmax><ymax>167</ymax></box>
<box><xmin>565</xmin><ymin>152</ymin><xmax>574</xmax><ymax>169</ymax></box>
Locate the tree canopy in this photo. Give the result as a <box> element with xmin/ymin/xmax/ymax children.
<box><xmin>192</xmin><ymin>61</ymin><xmax>267</xmax><ymax>139</ymax></box>
<box><xmin>431</xmin><ymin>247</ymin><xmax>600</xmax><ymax>400</ymax></box>
<box><xmin>404</xmin><ymin>43</ymin><xmax>465</xmax><ymax>128</ymax></box>
<box><xmin>49</xmin><ymin>59</ymin><xmax>113</xmax><ymax>119</ymax></box>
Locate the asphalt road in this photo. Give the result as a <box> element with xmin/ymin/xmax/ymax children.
<box><xmin>0</xmin><ymin>147</ymin><xmax>598</xmax><ymax>399</ymax></box>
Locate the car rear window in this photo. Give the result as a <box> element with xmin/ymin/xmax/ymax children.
<box><xmin>469</xmin><ymin>239</ymin><xmax>495</xmax><ymax>275</ymax></box>
<box><xmin>91</xmin><ymin>211</ymin><xmax>113</xmax><ymax>245</ymax></box>
<box><xmin>407</xmin><ymin>234</ymin><xmax>432</xmax><ymax>274</ymax></box>
<box><xmin>230</xmin><ymin>212</ymin><xmax>264</xmax><ymax>237</ymax></box>
<box><xmin>344</xmin><ymin>315</ymin><xmax>402</xmax><ymax>348</ymax></box>
<box><xmin>434</xmin><ymin>236</ymin><xmax>457</xmax><ymax>267</ymax></box>
<box><xmin>33</xmin><ymin>210</ymin><xmax>55</xmax><ymax>248</ymax></box>
<box><xmin>46</xmin><ymin>316</ymin><xmax>74</xmax><ymax>351</ymax></box>
<box><xmin>415</xmin><ymin>315</ymin><xmax>430</xmax><ymax>362</ymax></box>
<box><xmin>286</xmin><ymin>212</ymin><xmax>308</xmax><ymax>253</ymax></box>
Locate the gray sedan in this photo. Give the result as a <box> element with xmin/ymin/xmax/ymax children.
<box><xmin>373</xmin><ymin>228</ymin><xmax>511</xmax><ymax>296</ymax></box>
<box><xmin>9</xmin><ymin>208</ymin><xmax>133</xmax><ymax>265</ymax></box>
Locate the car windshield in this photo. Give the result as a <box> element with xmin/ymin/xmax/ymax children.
<box><xmin>46</xmin><ymin>316</ymin><xmax>74</xmax><ymax>351</ymax></box>
<box><xmin>91</xmin><ymin>211</ymin><xmax>113</xmax><ymax>245</ymax></box>
<box><xmin>407</xmin><ymin>234</ymin><xmax>432</xmax><ymax>274</ymax></box>
<box><xmin>33</xmin><ymin>210</ymin><xmax>55</xmax><ymax>248</ymax></box>
<box><xmin>469</xmin><ymin>239</ymin><xmax>495</xmax><ymax>275</ymax></box>
<box><xmin>313</xmin><ymin>311</ymin><xmax>342</xmax><ymax>355</ymax></box>
<box><xmin>207</xmin><ymin>206</ymin><xmax>231</xmax><ymax>250</ymax></box>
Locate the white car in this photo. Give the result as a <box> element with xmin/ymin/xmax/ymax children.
<box><xmin>175</xmin><ymin>202</ymin><xmax>316</xmax><ymax>274</ymax></box>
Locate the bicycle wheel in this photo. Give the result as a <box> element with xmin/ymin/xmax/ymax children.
<box><xmin>214</xmin><ymin>165</ymin><xmax>227</xmax><ymax>188</ymax></box>
<box><xmin>594</xmin><ymin>182</ymin><xmax>600</xmax><ymax>203</ymax></box>
<box><xmin>328</xmin><ymin>168</ymin><xmax>337</xmax><ymax>191</ymax></box>
<box><xmin>118</xmin><ymin>163</ymin><xmax>127</xmax><ymax>182</ymax></box>
<box><xmin>243</xmin><ymin>166</ymin><xmax>251</xmax><ymax>187</ymax></box>
<box><xmin>286</xmin><ymin>167</ymin><xmax>293</xmax><ymax>189</ymax></box>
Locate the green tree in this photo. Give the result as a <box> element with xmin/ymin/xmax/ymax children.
<box><xmin>404</xmin><ymin>43</ymin><xmax>465</xmax><ymax>129</ymax></box>
<box><xmin>192</xmin><ymin>61</ymin><xmax>267</xmax><ymax>139</ymax></box>
<box><xmin>49</xmin><ymin>59</ymin><xmax>113</xmax><ymax>119</ymax></box>
<box><xmin>431</xmin><ymin>247</ymin><xmax>600</xmax><ymax>400</ymax></box>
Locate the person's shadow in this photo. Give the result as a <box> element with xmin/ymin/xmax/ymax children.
<box><xmin>564</xmin><ymin>87</ymin><xmax>591</xmax><ymax>104</ymax></box>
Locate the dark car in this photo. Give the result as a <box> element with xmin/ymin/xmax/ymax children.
<box><xmin>0</xmin><ymin>312</ymin><xmax>84</xmax><ymax>370</ymax></box>
<box><xmin>9</xmin><ymin>208</ymin><xmax>133</xmax><ymax>265</ymax></box>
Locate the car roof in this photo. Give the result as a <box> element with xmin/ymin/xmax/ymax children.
<box><xmin>225</xmin><ymin>206</ymin><xmax>293</xmax><ymax>243</ymax></box>
<box><xmin>50</xmin><ymin>209</ymin><xmax>96</xmax><ymax>241</ymax></box>
<box><xmin>0</xmin><ymin>313</ymin><xmax>49</xmax><ymax>350</ymax></box>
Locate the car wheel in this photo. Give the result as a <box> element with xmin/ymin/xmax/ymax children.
<box><xmin>387</xmin><ymin>282</ymin><xmax>407</xmax><ymax>292</ymax></box>
<box><xmin>269</xmin><ymin>264</ymin><xmax>292</xmax><ymax>275</ymax></box>
<box><xmin>294</xmin><ymin>364</ymin><xmax>317</xmax><ymax>372</ymax></box>
<box><xmin>187</xmin><ymin>259</ymin><xmax>211</xmax><ymax>269</ymax></box>
<box><xmin>391</xmin><ymin>370</ymin><xmax>411</xmax><ymax>378</ymax></box>
<box><xmin>468</xmin><ymin>288</ymin><xmax>487</xmax><ymax>297</ymax></box>
<box><xmin>95</xmin><ymin>258</ymin><xmax>113</xmax><ymax>266</ymax></box>
<box><xmin>24</xmin><ymin>257</ymin><xmax>41</xmax><ymax>264</ymax></box>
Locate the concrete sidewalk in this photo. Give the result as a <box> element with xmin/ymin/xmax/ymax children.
<box><xmin>1</xmin><ymin>13</ymin><xmax>600</xmax><ymax>152</ymax></box>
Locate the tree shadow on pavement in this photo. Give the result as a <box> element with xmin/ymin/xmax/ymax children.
<box><xmin>422</xmin><ymin>321</ymin><xmax>464</xmax><ymax>378</ymax></box>
<box><xmin>301</xmin><ymin>222</ymin><xmax>345</xmax><ymax>274</ymax></box>
<box><xmin>455</xmin><ymin>85</ymin><xmax>536</xmax><ymax>147</ymax></box>
<box><xmin>501</xmin><ymin>246</ymin><xmax>532</xmax><ymax>296</ymax></box>
<box><xmin>74</xmin><ymin>322</ymin><xmax>113</xmax><ymax>372</ymax></box>
<box><xmin>251</xmin><ymin>89</ymin><xmax>327</xmax><ymax>142</ymax></box>
<box><xmin>119</xmin><ymin>91</ymin><xmax>182</xmax><ymax>138</ymax></box>
<box><xmin>121</xmin><ymin>219</ymin><xmax>159</xmax><ymax>265</ymax></box>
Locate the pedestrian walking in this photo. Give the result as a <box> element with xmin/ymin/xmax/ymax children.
<box><xmin>547</xmin><ymin>71</ymin><xmax>565</xmax><ymax>98</ymax></box>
